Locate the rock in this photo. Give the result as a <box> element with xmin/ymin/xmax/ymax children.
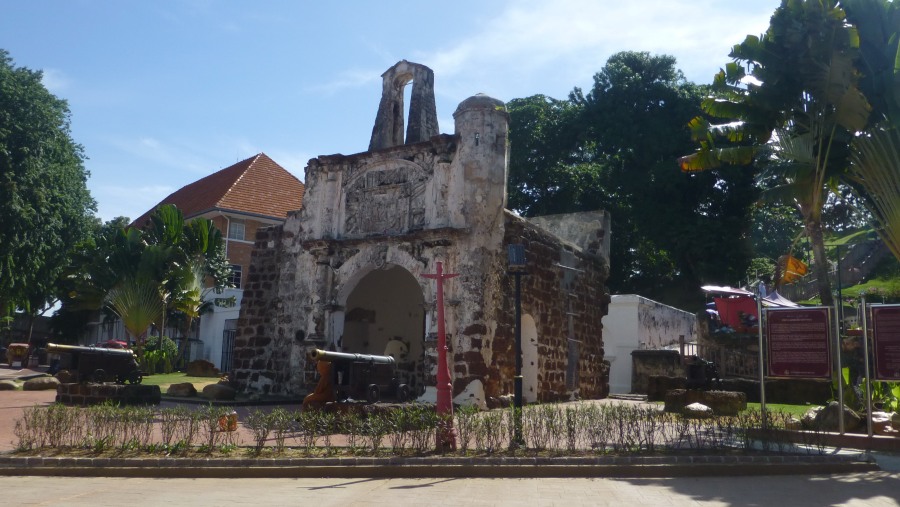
<box><xmin>0</xmin><ymin>380</ymin><xmax>18</xmax><ymax>390</ymax></box>
<box><xmin>663</xmin><ymin>389</ymin><xmax>746</xmax><ymax>416</ymax></box>
<box><xmin>683</xmin><ymin>402</ymin><xmax>714</xmax><ymax>418</ymax></box>
<box><xmin>497</xmin><ymin>394</ymin><xmax>513</xmax><ymax>408</ymax></box>
<box><xmin>785</xmin><ymin>417</ymin><xmax>802</xmax><ymax>430</ymax></box>
<box><xmin>166</xmin><ymin>382</ymin><xmax>197</xmax><ymax>397</ymax></box>
<box><xmin>814</xmin><ymin>401</ymin><xmax>861</xmax><ymax>432</ymax></box>
<box><xmin>55</xmin><ymin>370</ymin><xmax>76</xmax><ymax>384</ymax></box>
<box><xmin>700</xmin><ymin>390</ymin><xmax>747</xmax><ymax>416</ymax></box>
<box><xmin>872</xmin><ymin>413</ymin><xmax>892</xmax><ymax>435</ymax></box>
<box><xmin>801</xmin><ymin>407</ymin><xmax>821</xmax><ymax>429</ymax></box>
<box><xmin>185</xmin><ymin>359</ymin><xmax>220</xmax><ymax>378</ymax></box>
<box><xmin>892</xmin><ymin>412</ymin><xmax>900</xmax><ymax>426</ymax></box>
<box><xmin>201</xmin><ymin>383</ymin><xmax>236</xmax><ymax>401</ymax></box>
<box><xmin>23</xmin><ymin>376</ymin><xmax>60</xmax><ymax>391</ymax></box>
<box><xmin>881</xmin><ymin>425</ymin><xmax>900</xmax><ymax>436</ymax></box>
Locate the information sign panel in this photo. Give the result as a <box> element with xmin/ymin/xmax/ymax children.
<box><xmin>766</xmin><ymin>307</ymin><xmax>831</xmax><ymax>378</ymax></box>
<box><xmin>871</xmin><ymin>304</ymin><xmax>900</xmax><ymax>381</ymax></box>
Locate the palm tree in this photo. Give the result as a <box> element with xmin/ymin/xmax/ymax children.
<box><xmin>106</xmin><ymin>276</ymin><xmax>165</xmax><ymax>359</ymax></box>
<box><xmin>680</xmin><ymin>0</ymin><xmax>871</xmax><ymax>306</ymax></box>
<box><xmin>849</xmin><ymin>124</ymin><xmax>900</xmax><ymax>260</ymax></box>
<box><xmin>64</xmin><ymin>205</ymin><xmax>230</xmax><ymax>364</ymax></box>
<box><xmin>844</xmin><ymin>0</ymin><xmax>900</xmax><ymax>262</ymax></box>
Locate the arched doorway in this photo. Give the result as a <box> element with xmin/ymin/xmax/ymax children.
<box><xmin>341</xmin><ymin>265</ymin><xmax>425</xmax><ymax>393</ymax></box>
<box><xmin>521</xmin><ymin>314</ymin><xmax>539</xmax><ymax>403</ymax></box>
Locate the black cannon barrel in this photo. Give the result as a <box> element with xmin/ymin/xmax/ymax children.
<box><xmin>309</xmin><ymin>348</ymin><xmax>395</xmax><ymax>366</ymax></box>
<box><xmin>47</xmin><ymin>343</ymin><xmax>135</xmax><ymax>357</ymax></box>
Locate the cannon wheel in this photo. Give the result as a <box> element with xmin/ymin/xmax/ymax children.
<box><xmin>127</xmin><ymin>371</ymin><xmax>143</xmax><ymax>385</ymax></box>
<box><xmin>396</xmin><ymin>384</ymin><xmax>411</xmax><ymax>403</ymax></box>
<box><xmin>91</xmin><ymin>369</ymin><xmax>107</xmax><ymax>383</ymax></box>
<box><xmin>366</xmin><ymin>384</ymin><xmax>380</xmax><ymax>404</ymax></box>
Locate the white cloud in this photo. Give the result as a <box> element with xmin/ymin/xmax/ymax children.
<box><xmin>419</xmin><ymin>0</ymin><xmax>779</xmax><ymax>102</ymax></box>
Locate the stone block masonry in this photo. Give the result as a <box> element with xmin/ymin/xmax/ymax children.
<box><xmin>230</xmin><ymin>61</ymin><xmax>611</xmax><ymax>405</ymax></box>
<box><xmin>55</xmin><ymin>383</ymin><xmax>162</xmax><ymax>405</ymax></box>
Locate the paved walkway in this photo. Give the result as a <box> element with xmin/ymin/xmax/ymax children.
<box><xmin>1</xmin><ymin>368</ymin><xmax>898</xmax><ymax>485</ymax></box>
<box><xmin>2</xmin><ymin>474</ymin><xmax>899</xmax><ymax>506</ymax></box>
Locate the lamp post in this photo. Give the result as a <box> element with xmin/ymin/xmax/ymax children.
<box><xmin>826</xmin><ymin>243</ymin><xmax>845</xmax><ymax>333</ymax></box>
<box><xmin>422</xmin><ymin>261</ymin><xmax>458</xmax><ymax>451</ymax></box>
<box><xmin>507</xmin><ymin>244</ymin><xmax>526</xmax><ymax>448</ymax></box>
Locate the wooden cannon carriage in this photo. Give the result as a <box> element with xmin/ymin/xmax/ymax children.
<box><xmin>303</xmin><ymin>349</ymin><xmax>412</xmax><ymax>408</ymax></box>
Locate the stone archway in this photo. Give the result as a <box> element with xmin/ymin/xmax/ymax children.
<box><xmin>341</xmin><ymin>265</ymin><xmax>425</xmax><ymax>392</ymax></box>
<box><xmin>521</xmin><ymin>314</ymin><xmax>539</xmax><ymax>403</ymax></box>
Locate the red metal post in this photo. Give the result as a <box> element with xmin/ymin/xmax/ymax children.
<box><xmin>422</xmin><ymin>260</ymin><xmax>458</xmax><ymax>451</ymax></box>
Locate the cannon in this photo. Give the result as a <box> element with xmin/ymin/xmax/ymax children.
<box><xmin>47</xmin><ymin>343</ymin><xmax>143</xmax><ymax>384</ymax></box>
<box><xmin>303</xmin><ymin>349</ymin><xmax>411</xmax><ymax>408</ymax></box>
<box><xmin>685</xmin><ymin>355</ymin><xmax>721</xmax><ymax>390</ymax></box>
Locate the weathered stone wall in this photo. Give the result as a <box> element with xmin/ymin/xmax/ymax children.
<box><xmin>473</xmin><ymin>214</ymin><xmax>610</xmax><ymax>403</ymax></box>
<box><xmin>528</xmin><ymin>210</ymin><xmax>611</xmax><ymax>262</ymax></box>
<box><xmin>230</xmin><ymin>221</ymin><xmax>303</xmax><ymax>394</ymax></box>
<box><xmin>631</xmin><ymin>349</ymin><xmax>684</xmax><ymax>394</ymax></box>
<box><xmin>56</xmin><ymin>383</ymin><xmax>161</xmax><ymax>405</ymax></box>
<box><xmin>232</xmin><ymin>62</ymin><xmax>611</xmax><ymax>404</ymax></box>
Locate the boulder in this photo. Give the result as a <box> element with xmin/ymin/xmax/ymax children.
<box><xmin>801</xmin><ymin>407</ymin><xmax>821</xmax><ymax>429</ymax></box>
<box><xmin>202</xmin><ymin>383</ymin><xmax>236</xmax><ymax>401</ymax></box>
<box><xmin>23</xmin><ymin>376</ymin><xmax>60</xmax><ymax>391</ymax></box>
<box><xmin>55</xmin><ymin>370</ymin><xmax>76</xmax><ymax>384</ymax></box>
<box><xmin>185</xmin><ymin>359</ymin><xmax>220</xmax><ymax>378</ymax></box>
<box><xmin>684</xmin><ymin>403</ymin><xmax>714</xmax><ymax>418</ymax></box>
<box><xmin>0</xmin><ymin>380</ymin><xmax>18</xmax><ymax>391</ymax></box>
<box><xmin>872</xmin><ymin>412</ymin><xmax>893</xmax><ymax>435</ymax></box>
<box><xmin>785</xmin><ymin>417</ymin><xmax>802</xmax><ymax>430</ymax></box>
<box><xmin>663</xmin><ymin>389</ymin><xmax>746</xmax><ymax>416</ymax></box>
<box><xmin>701</xmin><ymin>390</ymin><xmax>747</xmax><ymax>416</ymax></box>
<box><xmin>814</xmin><ymin>402</ymin><xmax>862</xmax><ymax>432</ymax></box>
<box><xmin>166</xmin><ymin>382</ymin><xmax>197</xmax><ymax>397</ymax></box>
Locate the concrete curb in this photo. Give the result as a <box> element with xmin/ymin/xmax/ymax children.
<box><xmin>0</xmin><ymin>454</ymin><xmax>878</xmax><ymax>478</ymax></box>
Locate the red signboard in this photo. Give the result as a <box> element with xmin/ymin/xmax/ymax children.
<box><xmin>766</xmin><ymin>307</ymin><xmax>832</xmax><ymax>378</ymax></box>
<box><xmin>871</xmin><ymin>305</ymin><xmax>900</xmax><ymax>381</ymax></box>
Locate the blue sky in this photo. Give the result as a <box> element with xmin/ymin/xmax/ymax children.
<box><xmin>1</xmin><ymin>0</ymin><xmax>780</xmax><ymax>221</ymax></box>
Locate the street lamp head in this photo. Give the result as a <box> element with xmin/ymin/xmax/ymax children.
<box><xmin>507</xmin><ymin>244</ymin><xmax>526</xmax><ymax>269</ymax></box>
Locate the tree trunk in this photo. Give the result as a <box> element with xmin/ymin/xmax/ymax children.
<box><xmin>806</xmin><ymin>218</ymin><xmax>834</xmax><ymax>307</ymax></box>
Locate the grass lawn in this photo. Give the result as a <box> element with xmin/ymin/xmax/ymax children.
<box><xmin>747</xmin><ymin>402</ymin><xmax>816</xmax><ymax>418</ymax></box>
<box><xmin>140</xmin><ymin>372</ymin><xmax>221</xmax><ymax>391</ymax></box>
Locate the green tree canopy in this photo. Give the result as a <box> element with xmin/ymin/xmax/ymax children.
<box><xmin>508</xmin><ymin>52</ymin><xmax>757</xmax><ymax>309</ymax></box>
<box><xmin>680</xmin><ymin>0</ymin><xmax>872</xmax><ymax>305</ymax></box>
<box><xmin>0</xmin><ymin>49</ymin><xmax>96</xmax><ymax>324</ymax></box>
<box><xmin>60</xmin><ymin>205</ymin><xmax>230</xmax><ymax>357</ymax></box>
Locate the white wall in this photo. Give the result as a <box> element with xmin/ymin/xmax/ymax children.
<box><xmin>199</xmin><ymin>288</ymin><xmax>243</xmax><ymax>369</ymax></box>
<box><xmin>603</xmin><ymin>294</ymin><xmax>696</xmax><ymax>394</ymax></box>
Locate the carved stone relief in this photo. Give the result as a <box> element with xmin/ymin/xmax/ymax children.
<box><xmin>343</xmin><ymin>163</ymin><xmax>428</xmax><ymax>237</ymax></box>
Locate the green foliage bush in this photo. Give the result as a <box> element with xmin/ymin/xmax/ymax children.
<box><xmin>142</xmin><ymin>335</ymin><xmax>178</xmax><ymax>373</ymax></box>
<box><xmin>13</xmin><ymin>402</ymin><xmax>829</xmax><ymax>457</ymax></box>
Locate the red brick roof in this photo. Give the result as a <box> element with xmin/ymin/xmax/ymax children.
<box><xmin>132</xmin><ymin>153</ymin><xmax>304</xmax><ymax>227</ymax></box>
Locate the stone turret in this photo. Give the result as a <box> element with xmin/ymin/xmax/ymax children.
<box><xmin>451</xmin><ymin>93</ymin><xmax>509</xmax><ymax>232</ymax></box>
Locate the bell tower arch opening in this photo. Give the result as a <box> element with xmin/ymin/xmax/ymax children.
<box><xmin>368</xmin><ymin>60</ymin><xmax>439</xmax><ymax>151</ymax></box>
<box><xmin>341</xmin><ymin>265</ymin><xmax>426</xmax><ymax>392</ymax></box>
